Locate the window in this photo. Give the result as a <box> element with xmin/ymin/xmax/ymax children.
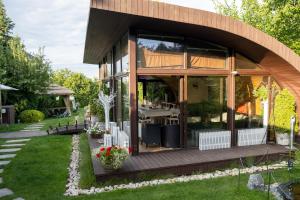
<box><xmin>236</xmin><ymin>53</ymin><xmax>262</xmax><ymax>70</ymax></box>
<box><xmin>106</xmin><ymin>52</ymin><xmax>112</xmax><ymax>77</ymax></box>
<box><xmin>235</xmin><ymin>76</ymin><xmax>268</xmax><ymax>129</ymax></box>
<box><xmin>122</xmin><ymin>77</ymin><xmax>129</xmax><ymax>123</ymax></box>
<box><xmin>187</xmin><ymin>41</ymin><xmax>227</xmax><ymax>69</ymax></box>
<box><xmin>137</xmin><ymin>37</ymin><xmax>184</xmax><ymax>68</ymax></box>
<box><xmin>114</xmin><ymin>42</ymin><xmax>122</xmax><ymax>74</ymax></box>
<box><xmin>121</xmin><ymin>34</ymin><xmax>129</xmax><ymax>72</ymax></box>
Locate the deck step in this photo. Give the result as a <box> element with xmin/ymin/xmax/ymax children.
<box><xmin>6</xmin><ymin>139</ymin><xmax>30</xmax><ymax>143</ymax></box>
<box><xmin>0</xmin><ymin>148</ymin><xmax>21</xmax><ymax>153</ymax></box>
<box><xmin>0</xmin><ymin>188</ymin><xmax>13</xmax><ymax>198</ymax></box>
<box><xmin>0</xmin><ymin>154</ymin><xmax>16</xmax><ymax>159</ymax></box>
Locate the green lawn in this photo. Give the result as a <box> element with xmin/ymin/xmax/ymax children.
<box><xmin>0</xmin><ymin>123</ymin><xmax>28</xmax><ymax>133</ymax></box>
<box><xmin>0</xmin><ymin>134</ymin><xmax>296</xmax><ymax>200</ymax></box>
<box><xmin>0</xmin><ymin>108</ymin><xmax>85</xmax><ymax>133</ymax></box>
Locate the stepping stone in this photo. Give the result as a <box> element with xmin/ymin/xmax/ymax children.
<box><xmin>6</xmin><ymin>139</ymin><xmax>30</xmax><ymax>143</ymax></box>
<box><xmin>0</xmin><ymin>188</ymin><xmax>13</xmax><ymax>197</ymax></box>
<box><xmin>0</xmin><ymin>169</ymin><xmax>3</xmax><ymax>174</ymax></box>
<box><xmin>0</xmin><ymin>154</ymin><xmax>16</xmax><ymax>159</ymax></box>
<box><xmin>1</xmin><ymin>144</ymin><xmax>25</xmax><ymax>147</ymax></box>
<box><xmin>0</xmin><ymin>161</ymin><xmax>10</xmax><ymax>166</ymax></box>
<box><xmin>0</xmin><ymin>148</ymin><xmax>21</xmax><ymax>153</ymax></box>
<box><xmin>14</xmin><ymin>198</ymin><xmax>25</xmax><ymax>200</ymax></box>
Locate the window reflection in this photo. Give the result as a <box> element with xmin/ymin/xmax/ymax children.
<box><xmin>137</xmin><ymin>37</ymin><xmax>184</xmax><ymax>68</ymax></box>
<box><xmin>235</xmin><ymin>76</ymin><xmax>268</xmax><ymax>129</ymax></box>
<box><xmin>187</xmin><ymin>77</ymin><xmax>227</xmax><ymax>147</ymax></box>
<box><xmin>236</xmin><ymin>53</ymin><xmax>262</xmax><ymax>70</ymax></box>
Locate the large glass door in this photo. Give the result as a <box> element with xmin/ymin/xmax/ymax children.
<box><xmin>186</xmin><ymin>76</ymin><xmax>228</xmax><ymax>148</ymax></box>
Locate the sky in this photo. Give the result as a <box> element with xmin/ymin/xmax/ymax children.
<box><xmin>3</xmin><ymin>0</ymin><xmax>218</xmax><ymax>79</ymax></box>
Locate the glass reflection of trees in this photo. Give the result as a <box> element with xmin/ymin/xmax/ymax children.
<box><xmin>235</xmin><ymin>76</ymin><xmax>268</xmax><ymax>129</ymax></box>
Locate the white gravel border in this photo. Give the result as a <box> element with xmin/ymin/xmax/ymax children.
<box><xmin>65</xmin><ymin>135</ymin><xmax>287</xmax><ymax>196</ymax></box>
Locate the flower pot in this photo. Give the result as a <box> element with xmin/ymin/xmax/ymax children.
<box><xmin>90</xmin><ymin>134</ymin><xmax>103</xmax><ymax>139</ymax></box>
<box><xmin>276</xmin><ymin>132</ymin><xmax>290</xmax><ymax>146</ymax></box>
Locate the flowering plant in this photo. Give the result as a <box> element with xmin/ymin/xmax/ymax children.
<box><xmin>85</xmin><ymin>123</ymin><xmax>106</xmax><ymax>137</ymax></box>
<box><xmin>96</xmin><ymin>146</ymin><xmax>132</xmax><ymax>170</ymax></box>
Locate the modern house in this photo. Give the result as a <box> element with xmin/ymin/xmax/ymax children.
<box><xmin>84</xmin><ymin>0</ymin><xmax>300</xmax><ymax>164</ymax></box>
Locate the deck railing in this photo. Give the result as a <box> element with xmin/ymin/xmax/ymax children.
<box><xmin>198</xmin><ymin>130</ymin><xmax>231</xmax><ymax>151</ymax></box>
<box><xmin>237</xmin><ymin>128</ymin><xmax>267</xmax><ymax>146</ymax></box>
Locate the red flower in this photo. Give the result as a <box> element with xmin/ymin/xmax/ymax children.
<box><xmin>100</xmin><ymin>147</ymin><xmax>105</xmax><ymax>152</ymax></box>
<box><xmin>107</xmin><ymin>147</ymin><xmax>112</xmax><ymax>151</ymax></box>
<box><xmin>128</xmin><ymin>147</ymin><xmax>133</xmax><ymax>154</ymax></box>
<box><xmin>105</xmin><ymin>150</ymin><xmax>111</xmax><ymax>157</ymax></box>
<box><xmin>96</xmin><ymin>153</ymin><xmax>100</xmax><ymax>158</ymax></box>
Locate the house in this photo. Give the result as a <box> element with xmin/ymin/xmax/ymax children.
<box><xmin>84</xmin><ymin>0</ymin><xmax>300</xmax><ymax>162</ymax></box>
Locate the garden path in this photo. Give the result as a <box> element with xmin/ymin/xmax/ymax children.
<box><xmin>0</xmin><ymin>138</ymin><xmax>30</xmax><ymax>200</ymax></box>
<box><xmin>0</xmin><ymin>131</ymin><xmax>47</xmax><ymax>139</ymax></box>
<box><xmin>21</xmin><ymin>122</ymin><xmax>45</xmax><ymax>132</ymax></box>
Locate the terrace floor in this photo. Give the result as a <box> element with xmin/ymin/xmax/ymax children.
<box><xmin>88</xmin><ymin>137</ymin><xmax>290</xmax><ymax>182</ymax></box>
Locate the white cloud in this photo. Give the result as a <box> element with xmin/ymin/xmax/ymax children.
<box><xmin>3</xmin><ymin>0</ymin><xmax>218</xmax><ymax>79</ymax></box>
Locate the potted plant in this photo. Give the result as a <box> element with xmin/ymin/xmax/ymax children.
<box><xmin>85</xmin><ymin>123</ymin><xmax>106</xmax><ymax>139</ymax></box>
<box><xmin>96</xmin><ymin>146</ymin><xmax>131</xmax><ymax>170</ymax></box>
<box><xmin>89</xmin><ymin>99</ymin><xmax>104</xmax><ymax>125</ymax></box>
<box><xmin>272</xmin><ymin>89</ymin><xmax>298</xmax><ymax>145</ymax></box>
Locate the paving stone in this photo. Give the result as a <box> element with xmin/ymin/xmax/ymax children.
<box><xmin>0</xmin><ymin>188</ymin><xmax>13</xmax><ymax>197</ymax></box>
<box><xmin>0</xmin><ymin>161</ymin><xmax>10</xmax><ymax>166</ymax></box>
<box><xmin>6</xmin><ymin>139</ymin><xmax>30</xmax><ymax>143</ymax></box>
<box><xmin>1</xmin><ymin>144</ymin><xmax>25</xmax><ymax>147</ymax></box>
<box><xmin>0</xmin><ymin>169</ymin><xmax>3</xmax><ymax>174</ymax></box>
<box><xmin>0</xmin><ymin>148</ymin><xmax>21</xmax><ymax>153</ymax></box>
<box><xmin>0</xmin><ymin>154</ymin><xmax>16</xmax><ymax>159</ymax></box>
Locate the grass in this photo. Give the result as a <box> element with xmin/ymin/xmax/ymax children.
<box><xmin>0</xmin><ymin>108</ymin><xmax>85</xmax><ymax>133</ymax></box>
<box><xmin>1</xmin><ymin>134</ymin><xmax>296</xmax><ymax>199</ymax></box>
<box><xmin>0</xmin><ymin>123</ymin><xmax>28</xmax><ymax>133</ymax></box>
<box><xmin>41</xmin><ymin>108</ymin><xmax>85</xmax><ymax>131</ymax></box>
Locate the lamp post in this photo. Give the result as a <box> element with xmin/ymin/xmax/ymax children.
<box><xmin>290</xmin><ymin>116</ymin><xmax>296</xmax><ymax>150</ymax></box>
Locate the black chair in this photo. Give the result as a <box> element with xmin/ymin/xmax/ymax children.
<box><xmin>142</xmin><ymin>124</ymin><xmax>161</xmax><ymax>147</ymax></box>
<box><xmin>162</xmin><ymin>125</ymin><xmax>180</xmax><ymax>148</ymax></box>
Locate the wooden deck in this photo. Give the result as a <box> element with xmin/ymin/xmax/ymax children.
<box><xmin>88</xmin><ymin>137</ymin><xmax>289</xmax><ymax>182</ymax></box>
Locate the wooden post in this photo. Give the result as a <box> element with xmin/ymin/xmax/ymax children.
<box><xmin>227</xmin><ymin>49</ymin><xmax>236</xmax><ymax>146</ymax></box>
<box><xmin>129</xmin><ymin>30</ymin><xmax>139</xmax><ymax>155</ymax></box>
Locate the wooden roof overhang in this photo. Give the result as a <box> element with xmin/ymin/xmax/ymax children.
<box><xmin>84</xmin><ymin>0</ymin><xmax>300</xmax><ymax>107</ymax></box>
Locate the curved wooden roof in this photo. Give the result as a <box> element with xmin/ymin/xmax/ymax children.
<box><xmin>84</xmin><ymin>0</ymin><xmax>300</xmax><ymax>108</ymax></box>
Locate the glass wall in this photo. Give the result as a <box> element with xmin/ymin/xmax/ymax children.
<box><xmin>187</xmin><ymin>77</ymin><xmax>227</xmax><ymax>147</ymax></box>
<box><xmin>121</xmin><ymin>34</ymin><xmax>129</xmax><ymax>72</ymax></box>
<box><xmin>187</xmin><ymin>40</ymin><xmax>227</xmax><ymax>69</ymax></box>
<box><xmin>235</xmin><ymin>76</ymin><xmax>268</xmax><ymax>129</ymax></box>
<box><xmin>114</xmin><ymin>42</ymin><xmax>122</xmax><ymax>74</ymax></box>
<box><xmin>137</xmin><ymin>36</ymin><xmax>184</xmax><ymax>68</ymax></box>
<box><xmin>236</xmin><ymin>53</ymin><xmax>262</xmax><ymax>70</ymax></box>
<box><xmin>122</xmin><ymin>77</ymin><xmax>130</xmax><ymax>125</ymax></box>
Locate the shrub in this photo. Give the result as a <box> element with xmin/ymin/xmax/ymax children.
<box><xmin>273</xmin><ymin>89</ymin><xmax>298</xmax><ymax>134</ymax></box>
<box><xmin>89</xmin><ymin>99</ymin><xmax>104</xmax><ymax>121</ymax></box>
<box><xmin>19</xmin><ymin>110</ymin><xmax>45</xmax><ymax>123</ymax></box>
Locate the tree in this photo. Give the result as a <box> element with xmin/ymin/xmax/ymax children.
<box><xmin>0</xmin><ymin>1</ymin><xmax>52</xmax><ymax>113</ymax></box>
<box><xmin>214</xmin><ymin>0</ymin><xmax>300</xmax><ymax>55</ymax></box>
<box><xmin>52</xmin><ymin>69</ymin><xmax>99</xmax><ymax>107</ymax></box>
